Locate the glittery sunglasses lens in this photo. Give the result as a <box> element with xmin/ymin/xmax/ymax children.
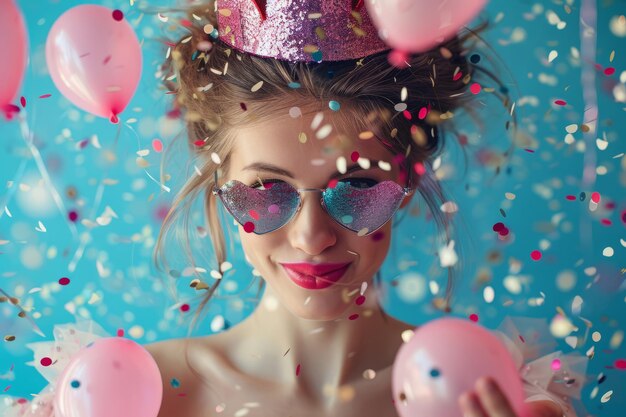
<box><xmin>216</xmin><ymin>180</ymin><xmax>300</xmax><ymax>234</ymax></box>
<box><xmin>323</xmin><ymin>181</ymin><xmax>405</xmax><ymax>235</ymax></box>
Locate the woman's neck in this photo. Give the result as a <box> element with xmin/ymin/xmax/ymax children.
<box><xmin>224</xmin><ymin>283</ymin><xmax>412</xmax><ymax>408</ymax></box>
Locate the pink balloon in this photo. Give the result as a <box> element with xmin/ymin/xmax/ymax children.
<box><xmin>46</xmin><ymin>5</ymin><xmax>142</xmax><ymax>123</ymax></box>
<box><xmin>54</xmin><ymin>337</ymin><xmax>162</xmax><ymax>417</ymax></box>
<box><xmin>365</xmin><ymin>0</ymin><xmax>488</xmax><ymax>66</ymax></box>
<box><xmin>0</xmin><ymin>0</ymin><xmax>28</xmax><ymax>111</ymax></box>
<box><xmin>392</xmin><ymin>318</ymin><xmax>530</xmax><ymax>417</ymax></box>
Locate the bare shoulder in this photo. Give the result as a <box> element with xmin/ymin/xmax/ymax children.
<box><xmin>144</xmin><ymin>336</ymin><xmax>227</xmax><ymax>417</ymax></box>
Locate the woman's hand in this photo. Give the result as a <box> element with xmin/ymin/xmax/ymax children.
<box><xmin>458</xmin><ymin>377</ymin><xmax>563</xmax><ymax>417</ymax></box>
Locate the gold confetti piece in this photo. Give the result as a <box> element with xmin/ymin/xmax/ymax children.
<box><xmin>592</xmin><ymin>331</ymin><xmax>601</xmax><ymax>342</ymax></box>
<box><xmin>87</xmin><ymin>293</ymin><xmax>101</xmax><ymax>305</ymax></box>
<box><xmin>218</xmin><ymin>8</ymin><xmax>232</xmax><ymax>17</ymax></box>
<box><xmin>251</xmin><ymin>80</ymin><xmax>264</xmax><ymax>92</ymax></box>
<box><xmin>4</xmin><ymin>335</ymin><xmax>15</xmax><ymax>342</ymax></box>
<box><xmin>359</xmin><ymin>131</ymin><xmax>374</xmax><ymax>140</ymax></box>
<box><xmin>136</xmin><ymin>157</ymin><xmax>150</xmax><ymax>168</ymax></box>
<box><xmin>610</xmin><ymin>330</ymin><xmax>624</xmax><ymax>349</ymax></box>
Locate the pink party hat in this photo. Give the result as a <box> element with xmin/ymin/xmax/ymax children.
<box><xmin>215</xmin><ymin>0</ymin><xmax>390</xmax><ymax>62</ymax></box>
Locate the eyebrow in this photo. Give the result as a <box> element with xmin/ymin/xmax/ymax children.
<box><xmin>242</xmin><ymin>161</ymin><xmax>379</xmax><ymax>179</ymax></box>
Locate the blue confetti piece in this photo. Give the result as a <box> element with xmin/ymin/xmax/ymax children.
<box><xmin>171</xmin><ymin>378</ymin><xmax>180</xmax><ymax>388</ymax></box>
<box><xmin>329</xmin><ymin>100</ymin><xmax>340</xmax><ymax>111</ymax></box>
<box><xmin>71</xmin><ymin>380</ymin><xmax>81</xmax><ymax>388</ymax></box>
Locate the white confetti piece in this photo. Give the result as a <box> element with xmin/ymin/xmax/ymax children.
<box><xmin>311</xmin><ymin>112</ymin><xmax>324</xmax><ymax>130</ymax></box>
<box><xmin>211</xmin><ymin>270</ymin><xmax>223</xmax><ymax>279</ymax></box>
<box><xmin>548</xmin><ymin>50</ymin><xmax>558</xmax><ymax>62</ymax></box>
<box><xmin>483</xmin><ymin>286</ymin><xmax>495</xmax><ymax>303</ymax></box>
<box><xmin>4</xmin><ymin>206</ymin><xmax>12</xmax><ymax>217</ymax></box>
<box><xmin>220</xmin><ymin>261</ymin><xmax>233</xmax><ymax>272</ymax></box>
<box><xmin>377</xmin><ymin>160</ymin><xmax>391</xmax><ymax>171</ymax></box>
<box><xmin>336</xmin><ymin>156</ymin><xmax>347</xmax><ymax>174</ymax></box>
<box><xmin>356</xmin><ymin>157</ymin><xmax>370</xmax><ymax>169</ymax></box>
<box><xmin>440</xmin><ymin>201</ymin><xmax>458</xmax><ymax>213</ymax></box>
<box><xmin>438</xmin><ymin>240</ymin><xmax>458</xmax><ymax>268</ymax></box>
<box><xmin>211</xmin><ymin>152</ymin><xmax>221</xmax><ymax>164</ymax></box>
<box><xmin>316</xmin><ymin>124</ymin><xmax>333</xmax><ymax>139</ymax></box>
<box><xmin>197</xmin><ymin>83</ymin><xmax>213</xmax><ymax>92</ymax></box>
<box><xmin>565</xmin><ymin>124</ymin><xmax>578</xmax><ymax>133</ymax></box>
<box><xmin>602</xmin><ymin>247</ymin><xmax>614</xmax><ymax>257</ymax></box>
<box><xmin>401</xmin><ymin>86</ymin><xmax>408</xmax><ymax>101</ymax></box>
<box><xmin>596</xmin><ymin>138</ymin><xmax>608</xmax><ymax>150</ymax></box>
<box><xmin>35</xmin><ymin>221</ymin><xmax>46</xmax><ymax>232</ymax></box>
<box><xmin>600</xmin><ymin>390</ymin><xmax>613</xmax><ymax>403</ymax></box>
<box><xmin>136</xmin><ymin>149</ymin><xmax>150</xmax><ymax>157</ymax></box>
<box><xmin>194</xmin><ymin>165</ymin><xmax>202</xmax><ymax>176</ymax></box>
<box><xmin>432</xmin><ymin>155</ymin><xmax>441</xmax><ymax>171</ymax></box>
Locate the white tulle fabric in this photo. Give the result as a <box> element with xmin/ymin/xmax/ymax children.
<box><xmin>494</xmin><ymin>316</ymin><xmax>589</xmax><ymax>417</ymax></box>
<box><xmin>0</xmin><ymin>318</ymin><xmax>110</xmax><ymax>417</ymax></box>
<box><xmin>1</xmin><ymin>316</ymin><xmax>589</xmax><ymax>417</ymax></box>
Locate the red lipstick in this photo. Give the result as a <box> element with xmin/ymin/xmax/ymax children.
<box><xmin>280</xmin><ymin>263</ymin><xmax>351</xmax><ymax>290</ymax></box>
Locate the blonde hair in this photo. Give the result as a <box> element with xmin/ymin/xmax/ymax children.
<box><xmin>151</xmin><ymin>1</ymin><xmax>516</xmax><ymax>337</ymax></box>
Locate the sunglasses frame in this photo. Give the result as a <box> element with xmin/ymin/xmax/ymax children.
<box><xmin>211</xmin><ymin>171</ymin><xmax>416</xmax><ymax>235</ymax></box>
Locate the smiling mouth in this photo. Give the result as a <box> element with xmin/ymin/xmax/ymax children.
<box><xmin>282</xmin><ymin>264</ymin><xmax>350</xmax><ymax>290</ymax></box>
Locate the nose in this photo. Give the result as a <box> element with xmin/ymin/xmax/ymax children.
<box><xmin>287</xmin><ymin>191</ymin><xmax>337</xmax><ymax>255</ymax></box>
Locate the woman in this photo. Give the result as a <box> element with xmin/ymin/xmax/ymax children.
<box><xmin>0</xmin><ymin>0</ymin><xmax>582</xmax><ymax>416</ymax></box>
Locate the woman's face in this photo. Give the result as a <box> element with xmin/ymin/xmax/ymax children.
<box><xmin>223</xmin><ymin>108</ymin><xmax>412</xmax><ymax>321</ymax></box>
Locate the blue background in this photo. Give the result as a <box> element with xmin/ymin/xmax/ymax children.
<box><xmin>1</xmin><ymin>0</ymin><xmax>624</xmax><ymax>415</ymax></box>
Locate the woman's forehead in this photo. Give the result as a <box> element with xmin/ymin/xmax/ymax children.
<box><xmin>229</xmin><ymin>109</ymin><xmax>394</xmax><ymax>171</ymax></box>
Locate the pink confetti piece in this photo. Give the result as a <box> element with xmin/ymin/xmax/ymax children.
<box><xmin>20</xmin><ymin>96</ymin><xmax>26</xmax><ymax>108</ymax></box>
<box><xmin>152</xmin><ymin>138</ymin><xmax>163</xmax><ymax>153</ymax></box>
<box><xmin>117</xmin><ymin>328</ymin><xmax>125</xmax><ymax>337</ymax></box>
<box><xmin>40</xmin><ymin>357</ymin><xmax>52</xmax><ymax>367</ymax></box>
<box><xmin>180</xmin><ymin>304</ymin><xmax>190</xmax><ymax>312</ymax></box>
<box><xmin>243</xmin><ymin>222</ymin><xmax>255</xmax><ymax>233</ymax></box>
<box><xmin>296</xmin><ymin>364</ymin><xmax>301</xmax><ymax>376</ymax></box>
<box><xmin>39</xmin><ymin>94</ymin><xmax>52</xmax><ymax>99</ymax></box>
<box><xmin>350</xmin><ymin>151</ymin><xmax>359</xmax><ymax>162</ymax></box>
<box><xmin>402</xmin><ymin>110</ymin><xmax>412</xmax><ymax>120</ymax></box>
<box><xmin>591</xmin><ymin>191</ymin><xmax>601</xmax><ymax>203</ymax></box>
<box><xmin>418</xmin><ymin>107</ymin><xmax>428</xmax><ymax>119</ymax></box>
<box><xmin>469</xmin><ymin>313</ymin><xmax>479</xmax><ymax>322</ymax></box>
<box><xmin>112</xmin><ymin>9</ymin><xmax>124</xmax><ymax>21</ymax></box>
<box><xmin>615</xmin><ymin>359</ymin><xmax>626</xmax><ymax>369</ymax></box>
<box><xmin>59</xmin><ymin>277</ymin><xmax>70</xmax><ymax>285</ymax></box>
<box><xmin>470</xmin><ymin>83</ymin><xmax>481</xmax><ymax>94</ymax></box>
<box><xmin>348</xmin><ymin>314</ymin><xmax>359</xmax><ymax>320</ymax></box>
<box><xmin>355</xmin><ymin>295</ymin><xmax>366</xmax><ymax>305</ymax></box>
<box><xmin>413</xmin><ymin>162</ymin><xmax>426</xmax><ymax>175</ymax></box>
<box><xmin>604</xmin><ymin>67</ymin><xmax>615</xmax><ymax>76</ymax></box>
<box><xmin>554</xmin><ymin>99</ymin><xmax>567</xmax><ymax>106</ymax></box>
<box><xmin>530</xmin><ymin>250</ymin><xmax>542</xmax><ymax>261</ymax></box>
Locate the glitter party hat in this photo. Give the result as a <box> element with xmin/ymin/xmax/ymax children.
<box><xmin>215</xmin><ymin>0</ymin><xmax>390</xmax><ymax>62</ymax></box>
